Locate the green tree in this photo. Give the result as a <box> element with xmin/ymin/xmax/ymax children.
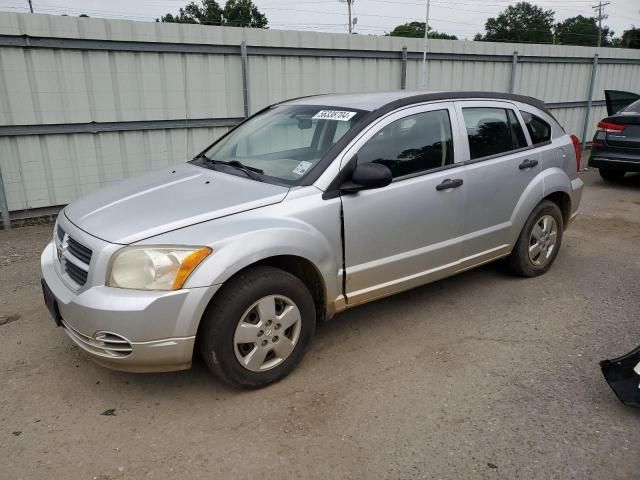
<box><xmin>621</xmin><ymin>27</ymin><xmax>640</xmax><ymax>49</ymax></box>
<box><xmin>388</xmin><ymin>22</ymin><xmax>457</xmax><ymax>40</ymax></box>
<box><xmin>159</xmin><ymin>0</ymin><xmax>222</xmax><ymax>24</ymax></box>
<box><xmin>476</xmin><ymin>2</ymin><xmax>554</xmax><ymax>44</ymax></box>
<box><xmin>223</xmin><ymin>0</ymin><xmax>268</xmax><ymax>28</ymax></box>
<box><xmin>158</xmin><ymin>0</ymin><xmax>267</xmax><ymax>28</ymax></box>
<box><xmin>555</xmin><ymin>15</ymin><xmax>612</xmax><ymax>46</ymax></box>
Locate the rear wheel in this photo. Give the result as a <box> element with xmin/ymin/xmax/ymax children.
<box><xmin>199</xmin><ymin>266</ymin><xmax>316</xmax><ymax>389</ymax></box>
<box><xmin>506</xmin><ymin>200</ymin><xmax>564</xmax><ymax>277</ymax></box>
<box><xmin>599</xmin><ymin>168</ymin><xmax>626</xmax><ymax>181</ymax></box>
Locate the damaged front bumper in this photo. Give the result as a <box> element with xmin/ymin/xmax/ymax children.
<box><xmin>600</xmin><ymin>344</ymin><xmax>640</xmax><ymax>409</ymax></box>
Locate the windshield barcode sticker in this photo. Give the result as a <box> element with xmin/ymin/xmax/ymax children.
<box><xmin>312</xmin><ymin>110</ymin><xmax>357</xmax><ymax>121</ymax></box>
<box><xmin>293</xmin><ymin>161</ymin><xmax>313</xmax><ymax>176</ymax></box>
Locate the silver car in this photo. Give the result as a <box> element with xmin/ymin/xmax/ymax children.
<box><xmin>41</xmin><ymin>91</ymin><xmax>584</xmax><ymax>388</ymax></box>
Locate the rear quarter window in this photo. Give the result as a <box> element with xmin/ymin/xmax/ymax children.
<box><xmin>521</xmin><ymin>111</ymin><xmax>552</xmax><ymax>144</ymax></box>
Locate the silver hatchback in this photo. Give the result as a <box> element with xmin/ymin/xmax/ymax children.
<box><xmin>41</xmin><ymin>91</ymin><xmax>584</xmax><ymax>388</ymax></box>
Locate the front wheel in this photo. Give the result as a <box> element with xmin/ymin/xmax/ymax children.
<box><xmin>506</xmin><ymin>200</ymin><xmax>564</xmax><ymax>277</ymax></box>
<box><xmin>199</xmin><ymin>266</ymin><xmax>316</xmax><ymax>389</ymax></box>
<box><xmin>599</xmin><ymin>168</ymin><xmax>625</xmax><ymax>181</ymax></box>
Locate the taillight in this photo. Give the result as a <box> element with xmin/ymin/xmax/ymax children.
<box><xmin>570</xmin><ymin>134</ymin><xmax>581</xmax><ymax>172</ymax></box>
<box><xmin>597</xmin><ymin>121</ymin><xmax>626</xmax><ymax>133</ymax></box>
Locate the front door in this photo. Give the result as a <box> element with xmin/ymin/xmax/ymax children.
<box><xmin>340</xmin><ymin>103</ymin><xmax>467</xmax><ymax>306</ymax></box>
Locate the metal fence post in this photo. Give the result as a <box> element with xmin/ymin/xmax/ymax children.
<box><xmin>240</xmin><ymin>41</ymin><xmax>250</xmax><ymax>118</ymax></box>
<box><xmin>400</xmin><ymin>47</ymin><xmax>407</xmax><ymax>90</ymax></box>
<box><xmin>509</xmin><ymin>51</ymin><xmax>518</xmax><ymax>93</ymax></box>
<box><xmin>0</xmin><ymin>167</ymin><xmax>10</xmax><ymax>230</ymax></box>
<box><xmin>581</xmin><ymin>54</ymin><xmax>599</xmax><ymax>152</ymax></box>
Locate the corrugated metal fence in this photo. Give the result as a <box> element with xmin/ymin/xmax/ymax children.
<box><xmin>1</xmin><ymin>12</ymin><xmax>640</xmax><ymax>227</ymax></box>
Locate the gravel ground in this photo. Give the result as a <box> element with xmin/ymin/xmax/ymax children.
<box><xmin>1</xmin><ymin>169</ymin><xmax>639</xmax><ymax>480</ymax></box>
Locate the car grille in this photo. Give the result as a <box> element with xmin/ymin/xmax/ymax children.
<box><xmin>67</xmin><ymin>237</ymin><xmax>92</xmax><ymax>265</ymax></box>
<box><xmin>65</xmin><ymin>259</ymin><xmax>89</xmax><ymax>286</ymax></box>
<box><xmin>55</xmin><ymin>226</ymin><xmax>93</xmax><ymax>287</ymax></box>
<box><xmin>61</xmin><ymin>318</ymin><xmax>133</xmax><ymax>357</ymax></box>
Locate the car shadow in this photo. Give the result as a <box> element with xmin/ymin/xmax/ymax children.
<box><xmin>590</xmin><ymin>171</ymin><xmax>640</xmax><ymax>189</ymax></box>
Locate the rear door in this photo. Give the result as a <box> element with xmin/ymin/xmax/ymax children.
<box><xmin>605</xmin><ymin>90</ymin><xmax>640</xmax><ymax>116</ymax></box>
<box><xmin>454</xmin><ymin>101</ymin><xmax>541</xmax><ymax>263</ymax></box>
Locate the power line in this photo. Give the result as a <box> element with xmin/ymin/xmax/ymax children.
<box><xmin>2</xmin><ymin>0</ymin><xmax>635</xmax><ymax>41</ymax></box>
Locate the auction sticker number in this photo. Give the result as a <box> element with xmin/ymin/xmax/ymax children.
<box><xmin>312</xmin><ymin>110</ymin><xmax>357</xmax><ymax>121</ymax></box>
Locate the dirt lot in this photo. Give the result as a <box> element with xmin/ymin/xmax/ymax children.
<box><xmin>1</xmin><ymin>169</ymin><xmax>639</xmax><ymax>480</ymax></box>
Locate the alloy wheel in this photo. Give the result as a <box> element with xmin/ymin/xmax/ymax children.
<box><xmin>233</xmin><ymin>295</ymin><xmax>302</xmax><ymax>372</ymax></box>
<box><xmin>528</xmin><ymin>214</ymin><xmax>558</xmax><ymax>267</ymax></box>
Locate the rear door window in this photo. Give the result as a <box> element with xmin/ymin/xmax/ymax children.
<box><xmin>520</xmin><ymin>111</ymin><xmax>552</xmax><ymax>145</ymax></box>
<box><xmin>462</xmin><ymin>107</ymin><xmax>528</xmax><ymax>160</ymax></box>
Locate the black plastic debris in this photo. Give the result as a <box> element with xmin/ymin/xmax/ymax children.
<box><xmin>100</xmin><ymin>408</ymin><xmax>116</xmax><ymax>416</ymax></box>
<box><xmin>12</xmin><ymin>431</ymin><xmax>21</xmax><ymax>436</ymax></box>
<box><xmin>600</xmin><ymin>343</ymin><xmax>640</xmax><ymax>409</ymax></box>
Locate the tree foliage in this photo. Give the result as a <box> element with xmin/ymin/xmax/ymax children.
<box><xmin>476</xmin><ymin>2</ymin><xmax>554</xmax><ymax>44</ymax></box>
<box><xmin>621</xmin><ymin>27</ymin><xmax>640</xmax><ymax>49</ymax></box>
<box><xmin>159</xmin><ymin>0</ymin><xmax>268</xmax><ymax>28</ymax></box>
<box><xmin>555</xmin><ymin>15</ymin><xmax>612</xmax><ymax>46</ymax></box>
<box><xmin>388</xmin><ymin>22</ymin><xmax>457</xmax><ymax>40</ymax></box>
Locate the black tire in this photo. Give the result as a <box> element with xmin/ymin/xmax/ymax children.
<box><xmin>506</xmin><ymin>200</ymin><xmax>564</xmax><ymax>277</ymax></box>
<box><xmin>198</xmin><ymin>266</ymin><xmax>316</xmax><ymax>389</ymax></box>
<box><xmin>599</xmin><ymin>168</ymin><xmax>625</xmax><ymax>181</ymax></box>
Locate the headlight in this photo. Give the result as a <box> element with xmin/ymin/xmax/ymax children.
<box><xmin>107</xmin><ymin>246</ymin><xmax>212</xmax><ymax>291</ymax></box>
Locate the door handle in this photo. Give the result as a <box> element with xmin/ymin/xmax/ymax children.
<box><xmin>436</xmin><ymin>178</ymin><xmax>464</xmax><ymax>191</ymax></box>
<box><xmin>519</xmin><ymin>159</ymin><xmax>539</xmax><ymax>170</ymax></box>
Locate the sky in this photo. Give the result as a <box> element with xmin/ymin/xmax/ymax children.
<box><xmin>1</xmin><ymin>0</ymin><xmax>639</xmax><ymax>41</ymax></box>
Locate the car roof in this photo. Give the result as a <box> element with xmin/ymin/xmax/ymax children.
<box><xmin>281</xmin><ymin>91</ymin><xmax>431</xmax><ymax>110</ymax></box>
<box><xmin>281</xmin><ymin>90</ymin><xmax>550</xmax><ymax>115</ymax></box>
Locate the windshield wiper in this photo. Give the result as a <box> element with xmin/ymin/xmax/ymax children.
<box><xmin>194</xmin><ymin>154</ymin><xmax>264</xmax><ymax>182</ymax></box>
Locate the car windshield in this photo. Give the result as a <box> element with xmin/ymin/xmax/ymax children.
<box><xmin>193</xmin><ymin>105</ymin><xmax>367</xmax><ymax>185</ymax></box>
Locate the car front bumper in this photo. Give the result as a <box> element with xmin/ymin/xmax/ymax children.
<box><xmin>41</xmin><ymin>241</ymin><xmax>219</xmax><ymax>373</ymax></box>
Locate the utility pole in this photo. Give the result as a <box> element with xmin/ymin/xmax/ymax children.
<box><xmin>592</xmin><ymin>1</ymin><xmax>610</xmax><ymax>47</ymax></box>
<box><xmin>421</xmin><ymin>0</ymin><xmax>431</xmax><ymax>89</ymax></box>
<box><xmin>339</xmin><ymin>0</ymin><xmax>354</xmax><ymax>34</ymax></box>
<box><xmin>27</xmin><ymin>0</ymin><xmax>33</xmax><ymax>13</ymax></box>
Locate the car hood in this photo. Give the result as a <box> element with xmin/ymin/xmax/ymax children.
<box><xmin>65</xmin><ymin>163</ymin><xmax>289</xmax><ymax>244</ymax></box>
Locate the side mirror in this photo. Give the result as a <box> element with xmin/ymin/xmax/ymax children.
<box><xmin>341</xmin><ymin>162</ymin><xmax>392</xmax><ymax>193</ymax></box>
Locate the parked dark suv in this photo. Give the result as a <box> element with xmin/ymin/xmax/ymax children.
<box><xmin>590</xmin><ymin>90</ymin><xmax>640</xmax><ymax>181</ymax></box>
